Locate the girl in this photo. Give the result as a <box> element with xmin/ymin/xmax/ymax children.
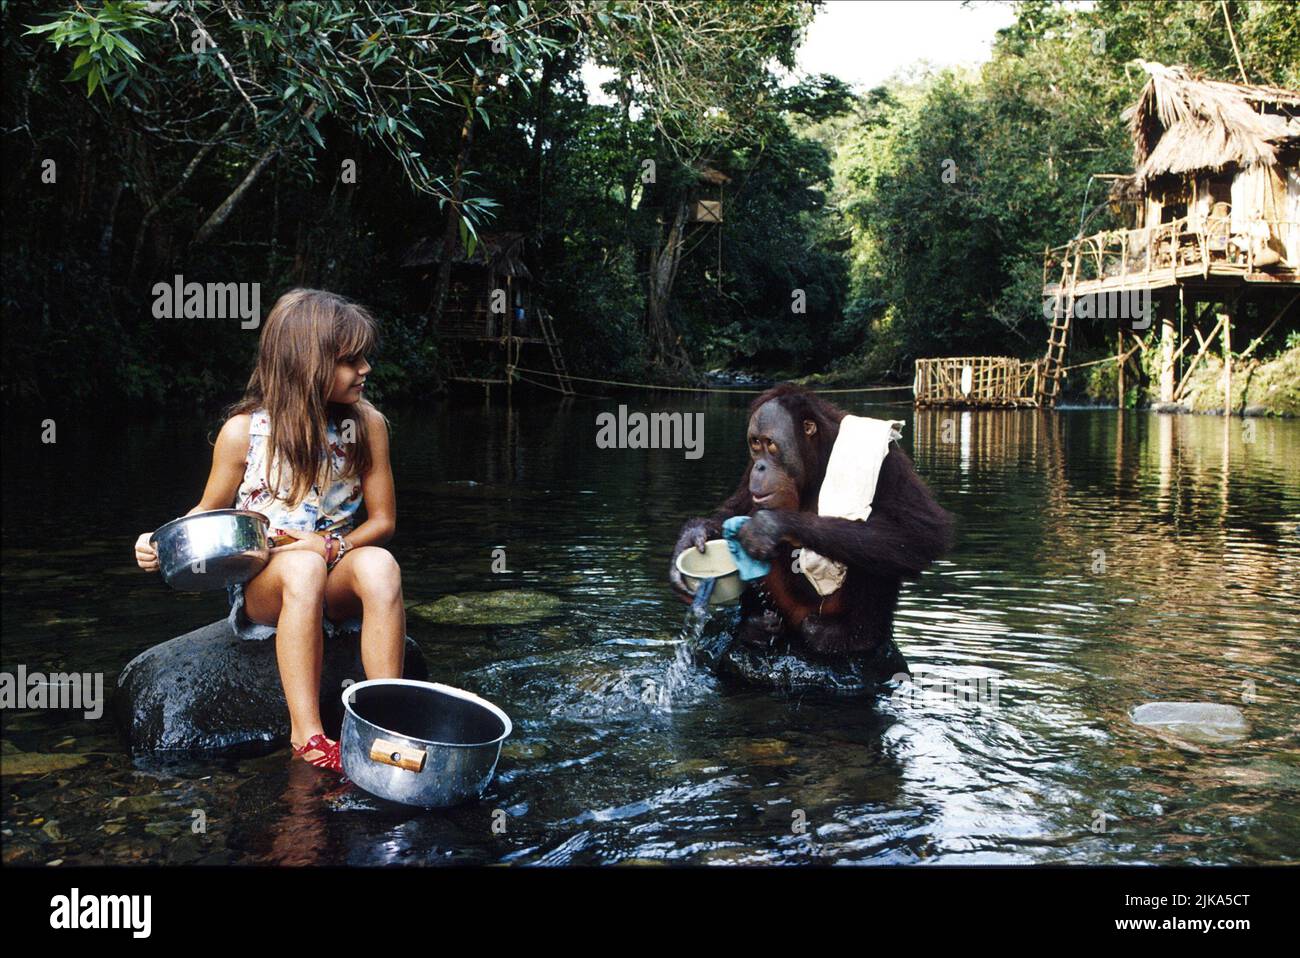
<box><xmin>134</xmin><ymin>289</ymin><xmax>405</xmax><ymax>773</ymax></box>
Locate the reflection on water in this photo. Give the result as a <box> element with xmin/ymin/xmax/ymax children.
<box><xmin>2</xmin><ymin>399</ymin><xmax>1298</xmax><ymax>865</ymax></box>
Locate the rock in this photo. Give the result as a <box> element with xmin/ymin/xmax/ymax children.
<box><xmin>106</xmin><ymin>794</ymin><xmax>167</xmax><ymax>814</ymax></box>
<box><xmin>0</xmin><ymin>752</ymin><xmax>89</xmax><ymax>777</ymax></box>
<box><xmin>1241</xmin><ymin>405</ymin><xmax>1269</xmax><ymax>417</ymax></box>
<box><xmin>1150</xmin><ymin>402</ymin><xmax>1188</xmax><ymax>414</ymax></box>
<box><xmin>721</xmin><ymin>738</ymin><xmax>797</xmax><ymax>766</ymax></box>
<box><xmin>500</xmin><ymin>741</ymin><xmax>548</xmax><ymax>761</ymax></box>
<box><xmin>113</xmin><ymin>617</ymin><xmax>428</xmax><ymax>755</ymax></box>
<box><xmin>1130</xmin><ymin>702</ymin><xmax>1249</xmax><ymax>744</ymax></box>
<box><xmin>2</xmin><ymin>842</ymin><xmax>37</xmax><ymax>865</ymax></box>
<box><xmin>408</xmin><ymin>590</ymin><xmax>563</xmax><ymax>626</ymax></box>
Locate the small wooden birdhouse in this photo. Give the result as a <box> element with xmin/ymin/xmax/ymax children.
<box><xmin>691</xmin><ymin>164</ymin><xmax>732</xmax><ymax>224</ymax></box>
<box><xmin>691</xmin><ymin>200</ymin><xmax>723</xmax><ymax>223</ymax></box>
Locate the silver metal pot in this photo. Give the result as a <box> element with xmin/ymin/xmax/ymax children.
<box><xmin>150</xmin><ymin>509</ymin><xmax>271</xmax><ymax>591</ymax></box>
<box><xmin>340</xmin><ymin>678</ymin><xmax>512</xmax><ymax>809</ymax></box>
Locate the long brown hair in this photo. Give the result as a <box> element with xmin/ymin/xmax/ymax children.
<box><xmin>229</xmin><ymin>288</ymin><xmax>384</xmax><ymax>507</ymax></box>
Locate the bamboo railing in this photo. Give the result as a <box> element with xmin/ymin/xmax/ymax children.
<box><xmin>1043</xmin><ymin>218</ymin><xmax>1298</xmax><ymax>293</ymax></box>
<box><xmin>913</xmin><ymin>356</ymin><xmax>1042</xmax><ymax>408</ymax></box>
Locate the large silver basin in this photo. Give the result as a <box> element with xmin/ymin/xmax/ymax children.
<box><xmin>341</xmin><ymin>678</ymin><xmax>512</xmax><ymax>809</ymax></box>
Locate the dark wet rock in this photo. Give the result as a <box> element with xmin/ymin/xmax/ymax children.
<box><xmin>1241</xmin><ymin>405</ymin><xmax>1269</xmax><ymax>417</ymax></box>
<box><xmin>409</xmin><ymin>590</ymin><xmax>563</xmax><ymax>625</ymax></box>
<box><xmin>1150</xmin><ymin>402</ymin><xmax>1188</xmax><ymax>414</ymax></box>
<box><xmin>1130</xmin><ymin>702</ymin><xmax>1249</xmax><ymax>744</ymax></box>
<box><xmin>691</xmin><ymin>607</ymin><xmax>908</xmax><ymax>695</ymax></box>
<box><xmin>165</xmin><ymin>834</ymin><xmax>205</xmax><ymax>864</ymax></box>
<box><xmin>114</xmin><ymin>618</ymin><xmax>427</xmax><ymax>756</ymax></box>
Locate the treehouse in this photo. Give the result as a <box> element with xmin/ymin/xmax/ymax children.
<box><xmin>1039</xmin><ymin>62</ymin><xmax>1300</xmax><ymax>408</ymax></box>
<box><xmin>401</xmin><ymin>231</ymin><xmax>572</xmax><ymax>395</ymax></box>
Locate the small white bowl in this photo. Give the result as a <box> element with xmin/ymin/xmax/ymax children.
<box><xmin>675</xmin><ymin>539</ymin><xmax>743</xmax><ymax>604</ymax></box>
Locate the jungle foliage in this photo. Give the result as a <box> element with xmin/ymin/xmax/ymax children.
<box><xmin>2</xmin><ymin>1</ymin><xmax>1296</xmax><ymax>408</ymax></box>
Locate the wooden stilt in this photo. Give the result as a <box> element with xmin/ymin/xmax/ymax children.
<box><xmin>1159</xmin><ymin>290</ymin><xmax>1176</xmax><ymax>402</ymax></box>
<box><xmin>1220</xmin><ymin>298</ymin><xmax>1233</xmax><ymax>416</ymax></box>
<box><xmin>1178</xmin><ymin>288</ymin><xmax>1185</xmax><ymax>388</ymax></box>
<box><xmin>1117</xmin><ymin>327</ymin><xmax>1125</xmax><ymax>407</ymax></box>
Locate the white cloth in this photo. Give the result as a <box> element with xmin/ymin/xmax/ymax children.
<box><xmin>799</xmin><ymin>415</ymin><xmax>904</xmax><ymax>597</ymax></box>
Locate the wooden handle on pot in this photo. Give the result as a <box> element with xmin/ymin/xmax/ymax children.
<box><xmin>369</xmin><ymin>738</ymin><xmax>427</xmax><ymax>772</ymax></box>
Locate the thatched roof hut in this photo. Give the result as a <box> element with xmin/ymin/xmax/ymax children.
<box><xmin>1039</xmin><ymin>63</ymin><xmax>1298</xmax><ymax>413</ymax></box>
<box><xmin>1125</xmin><ymin>61</ymin><xmax>1300</xmax><ymax>189</ymax></box>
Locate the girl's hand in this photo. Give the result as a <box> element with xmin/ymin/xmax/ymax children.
<box><xmin>269</xmin><ymin>528</ymin><xmax>328</xmax><ymax>560</ymax></box>
<box><xmin>135</xmin><ymin>532</ymin><xmax>160</xmax><ymax>572</ymax></box>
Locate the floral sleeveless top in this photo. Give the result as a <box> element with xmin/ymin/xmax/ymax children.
<box><xmin>235</xmin><ymin>408</ymin><xmax>363</xmax><ymax>537</ymax></box>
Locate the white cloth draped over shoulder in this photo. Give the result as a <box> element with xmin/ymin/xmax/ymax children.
<box><xmin>798</xmin><ymin>415</ymin><xmax>905</xmax><ymax>598</ymax></box>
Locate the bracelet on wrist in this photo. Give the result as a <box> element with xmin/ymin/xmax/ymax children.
<box><xmin>325</xmin><ymin>533</ymin><xmax>349</xmax><ymax>569</ymax></box>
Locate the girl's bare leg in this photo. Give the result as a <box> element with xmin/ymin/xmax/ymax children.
<box><xmin>243</xmin><ymin>551</ymin><xmax>329</xmax><ymax>752</ymax></box>
<box><xmin>324</xmin><ymin>546</ymin><xmax>405</xmax><ymax>680</ymax></box>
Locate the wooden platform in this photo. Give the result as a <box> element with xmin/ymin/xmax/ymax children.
<box><xmin>1043</xmin><ymin>217</ymin><xmax>1299</xmax><ymax>299</ymax></box>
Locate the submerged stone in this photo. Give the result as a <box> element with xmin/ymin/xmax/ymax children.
<box><xmin>500</xmin><ymin>741</ymin><xmax>548</xmax><ymax>761</ymax></box>
<box><xmin>113</xmin><ymin>617</ymin><xmax>427</xmax><ymax>755</ymax></box>
<box><xmin>1130</xmin><ymin>702</ymin><xmax>1249</xmax><ymax>744</ymax></box>
<box><xmin>408</xmin><ymin>590</ymin><xmax>563</xmax><ymax>625</ymax></box>
<box><xmin>0</xmin><ymin>752</ymin><xmax>89</xmax><ymax>777</ymax></box>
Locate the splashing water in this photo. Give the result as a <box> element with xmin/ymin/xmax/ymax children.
<box><xmin>656</xmin><ymin>578</ymin><xmax>719</xmax><ymax>711</ymax></box>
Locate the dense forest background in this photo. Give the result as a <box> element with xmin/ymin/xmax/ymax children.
<box><xmin>2</xmin><ymin>0</ymin><xmax>1297</xmax><ymax>410</ymax></box>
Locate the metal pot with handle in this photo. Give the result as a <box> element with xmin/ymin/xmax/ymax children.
<box><xmin>340</xmin><ymin>678</ymin><xmax>512</xmax><ymax>808</ymax></box>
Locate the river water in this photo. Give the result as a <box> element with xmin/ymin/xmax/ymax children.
<box><xmin>2</xmin><ymin>398</ymin><xmax>1297</xmax><ymax>865</ymax></box>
